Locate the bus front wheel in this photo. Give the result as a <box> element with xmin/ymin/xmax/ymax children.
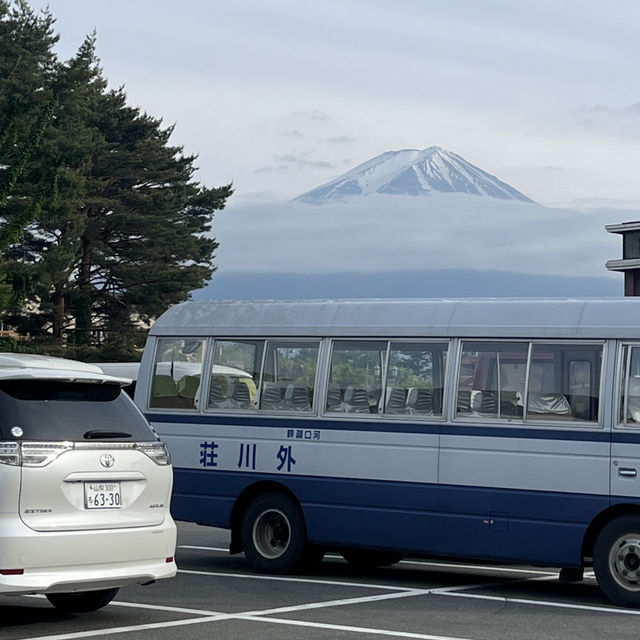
<box><xmin>241</xmin><ymin>492</ymin><xmax>312</xmax><ymax>574</ymax></box>
<box><xmin>594</xmin><ymin>514</ymin><xmax>640</xmax><ymax>607</ymax></box>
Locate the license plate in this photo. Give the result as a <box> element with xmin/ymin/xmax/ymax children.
<box><xmin>84</xmin><ymin>482</ymin><xmax>122</xmax><ymax>509</ymax></box>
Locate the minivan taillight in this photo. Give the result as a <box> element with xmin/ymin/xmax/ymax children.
<box><xmin>0</xmin><ymin>442</ymin><xmax>19</xmax><ymax>466</ymax></box>
<box><xmin>135</xmin><ymin>442</ymin><xmax>171</xmax><ymax>466</ymax></box>
<box><xmin>0</xmin><ymin>442</ymin><xmax>72</xmax><ymax>467</ymax></box>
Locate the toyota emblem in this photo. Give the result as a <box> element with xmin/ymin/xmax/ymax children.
<box><xmin>100</xmin><ymin>454</ymin><xmax>115</xmax><ymax>468</ymax></box>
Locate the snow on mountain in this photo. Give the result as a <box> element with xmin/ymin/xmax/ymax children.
<box><xmin>296</xmin><ymin>146</ymin><xmax>535</xmax><ymax>203</ymax></box>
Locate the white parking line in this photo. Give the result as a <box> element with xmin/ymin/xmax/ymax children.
<box><xmin>19</xmin><ymin>615</ymin><xmax>228</xmax><ymax>640</ymax></box>
<box><xmin>437</xmin><ymin>590</ymin><xmax>640</xmax><ymax>615</ymax></box>
<box><xmin>18</xmin><ymin>552</ymin><xmax>630</xmax><ymax>640</ymax></box>
<box><xmin>237</xmin><ymin>615</ymin><xmax>474</xmax><ymax>640</ymax></box>
<box><xmin>112</xmin><ymin>600</ymin><xmax>223</xmax><ymax>616</ymax></box>
<box><xmin>178</xmin><ymin>568</ymin><xmax>419</xmax><ymax>591</ymax></box>
<box><xmin>22</xmin><ymin>590</ymin><xmax>457</xmax><ymax>640</ymax></box>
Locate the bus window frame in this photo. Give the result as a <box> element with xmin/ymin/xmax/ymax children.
<box><xmin>453</xmin><ymin>338</ymin><xmax>529</xmax><ymax>425</ymax></box>
<box><xmin>616</xmin><ymin>342</ymin><xmax>640</xmax><ymax>429</ymax></box>
<box><xmin>147</xmin><ymin>336</ymin><xmax>207</xmax><ymax>412</ymax></box>
<box><xmin>257</xmin><ymin>338</ymin><xmax>322</xmax><ymax>415</ymax></box>
<box><xmin>383</xmin><ymin>339</ymin><xmax>450</xmax><ymax>420</ymax></box>
<box><xmin>453</xmin><ymin>338</ymin><xmax>606</xmax><ymax>428</ymax></box>
<box><xmin>202</xmin><ymin>337</ymin><xmax>323</xmax><ymax>416</ymax></box>
<box><xmin>322</xmin><ymin>338</ymin><xmax>450</xmax><ymax>421</ymax></box>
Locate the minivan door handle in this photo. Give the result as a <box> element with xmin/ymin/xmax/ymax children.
<box><xmin>618</xmin><ymin>467</ymin><xmax>638</xmax><ymax>478</ymax></box>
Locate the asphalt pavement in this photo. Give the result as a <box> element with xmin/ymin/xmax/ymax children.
<box><xmin>3</xmin><ymin>521</ymin><xmax>640</xmax><ymax>640</ymax></box>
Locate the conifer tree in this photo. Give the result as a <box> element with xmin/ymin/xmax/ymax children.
<box><xmin>0</xmin><ymin>1</ymin><xmax>57</xmax><ymax>308</ymax></box>
<box><xmin>1</xmin><ymin>18</ymin><xmax>232</xmax><ymax>349</ymax></box>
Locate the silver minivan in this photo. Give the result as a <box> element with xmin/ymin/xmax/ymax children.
<box><xmin>0</xmin><ymin>354</ymin><xmax>176</xmax><ymax>612</ymax></box>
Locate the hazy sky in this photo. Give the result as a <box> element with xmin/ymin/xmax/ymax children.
<box><xmin>42</xmin><ymin>0</ymin><xmax>640</xmax><ymax>207</ymax></box>
<box><xmin>211</xmin><ymin>196</ymin><xmax>621</xmax><ymax>280</ymax></box>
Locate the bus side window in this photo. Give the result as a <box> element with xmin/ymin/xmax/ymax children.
<box><xmin>149</xmin><ymin>337</ymin><xmax>206</xmax><ymax>410</ymax></box>
<box><xmin>258</xmin><ymin>341</ymin><xmax>320</xmax><ymax>412</ymax></box>
<box><xmin>456</xmin><ymin>342</ymin><xmax>528</xmax><ymax>420</ymax></box>
<box><xmin>527</xmin><ymin>344</ymin><xmax>602</xmax><ymax>422</ymax></box>
<box><xmin>326</xmin><ymin>341</ymin><xmax>386</xmax><ymax>414</ymax></box>
<box><xmin>208</xmin><ymin>339</ymin><xmax>263</xmax><ymax>411</ymax></box>
<box><xmin>384</xmin><ymin>342</ymin><xmax>448</xmax><ymax>417</ymax></box>
<box><xmin>622</xmin><ymin>345</ymin><xmax>640</xmax><ymax>425</ymax></box>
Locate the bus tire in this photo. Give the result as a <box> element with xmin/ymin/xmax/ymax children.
<box><xmin>241</xmin><ymin>492</ymin><xmax>310</xmax><ymax>574</ymax></box>
<box><xmin>341</xmin><ymin>549</ymin><xmax>404</xmax><ymax>569</ymax></box>
<box><xmin>593</xmin><ymin>515</ymin><xmax>640</xmax><ymax>607</ymax></box>
<box><xmin>46</xmin><ymin>587</ymin><xmax>119</xmax><ymax>613</ymax></box>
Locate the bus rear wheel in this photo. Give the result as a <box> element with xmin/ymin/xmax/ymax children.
<box><xmin>241</xmin><ymin>492</ymin><xmax>314</xmax><ymax>574</ymax></box>
<box><xmin>594</xmin><ymin>515</ymin><xmax>640</xmax><ymax>607</ymax></box>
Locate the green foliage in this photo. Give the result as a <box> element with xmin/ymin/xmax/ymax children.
<box><xmin>0</xmin><ymin>2</ymin><xmax>233</xmax><ymax>356</ymax></box>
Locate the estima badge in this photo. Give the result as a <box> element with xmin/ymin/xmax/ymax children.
<box><xmin>100</xmin><ymin>454</ymin><xmax>115</xmax><ymax>468</ymax></box>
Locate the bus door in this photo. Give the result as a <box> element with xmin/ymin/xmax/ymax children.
<box><xmin>612</xmin><ymin>344</ymin><xmax>640</xmax><ymax>501</ymax></box>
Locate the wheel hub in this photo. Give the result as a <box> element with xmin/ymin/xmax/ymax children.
<box><xmin>610</xmin><ymin>536</ymin><xmax>640</xmax><ymax>590</ymax></box>
<box><xmin>252</xmin><ymin>508</ymin><xmax>291</xmax><ymax>559</ymax></box>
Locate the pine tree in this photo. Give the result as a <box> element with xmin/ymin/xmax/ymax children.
<box><xmin>4</xmin><ymin>35</ymin><xmax>232</xmax><ymax>348</ymax></box>
<box><xmin>0</xmin><ymin>1</ymin><xmax>58</xmax><ymax>309</ymax></box>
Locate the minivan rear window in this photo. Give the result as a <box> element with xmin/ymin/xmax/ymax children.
<box><xmin>0</xmin><ymin>381</ymin><xmax>157</xmax><ymax>442</ymax></box>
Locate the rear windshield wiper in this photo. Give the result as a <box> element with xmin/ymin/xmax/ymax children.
<box><xmin>83</xmin><ymin>430</ymin><xmax>133</xmax><ymax>439</ymax></box>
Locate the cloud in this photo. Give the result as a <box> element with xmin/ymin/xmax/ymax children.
<box><xmin>272</xmin><ymin>152</ymin><xmax>336</xmax><ymax>170</ymax></box>
<box><xmin>569</xmin><ymin>103</ymin><xmax>640</xmax><ymax>139</ymax></box>
<box><xmin>323</xmin><ymin>136</ymin><xmax>355</xmax><ymax>144</ymax></box>
<box><xmin>288</xmin><ymin>110</ymin><xmax>332</xmax><ymax>123</ymax></box>
<box><xmin>216</xmin><ymin>194</ymin><xmax>623</xmax><ymax>280</ymax></box>
<box><xmin>254</xmin><ymin>165</ymin><xmax>290</xmax><ymax>173</ymax></box>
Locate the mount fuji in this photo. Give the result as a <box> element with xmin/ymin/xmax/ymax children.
<box><xmin>296</xmin><ymin>146</ymin><xmax>534</xmax><ymax>203</ymax></box>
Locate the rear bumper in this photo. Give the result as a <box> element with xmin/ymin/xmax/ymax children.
<box><xmin>0</xmin><ymin>514</ymin><xmax>176</xmax><ymax>595</ymax></box>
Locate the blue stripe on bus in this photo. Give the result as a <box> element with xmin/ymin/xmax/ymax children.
<box><xmin>171</xmin><ymin>467</ymin><xmax>621</xmax><ymax>567</ymax></box>
<box><xmin>147</xmin><ymin>411</ymin><xmax>621</xmax><ymax>443</ymax></box>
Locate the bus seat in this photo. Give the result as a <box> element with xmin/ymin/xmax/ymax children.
<box><xmin>261</xmin><ymin>382</ymin><xmax>283</xmax><ymax>410</ymax></box>
<box><xmin>208</xmin><ymin>380</ymin><xmax>226</xmax><ymax>408</ymax></box>
<box><xmin>385</xmin><ymin>387</ymin><xmax>408</xmax><ymax>414</ymax></box>
<box><xmin>177</xmin><ymin>375</ymin><xmax>200</xmax><ymax>399</ymax></box>
<box><xmin>628</xmin><ymin>396</ymin><xmax>640</xmax><ymax>423</ymax></box>
<box><xmin>457</xmin><ymin>389</ymin><xmax>471</xmax><ymax>413</ymax></box>
<box><xmin>407</xmin><ymin>388</ymin><xmax>433</xmax><ymax>414</ymax></box>
<box><xmin>150</xmin><ymin>375</ymin><xmax>179</xmax><ymax>407</ymax></box>
<box><xmin>527</xmin><ymin>392</ymin><xmax>572</xmax><ymax>417</ymax></box>
<box><xmin>326</xmin><ymin>385</ymin><xmax>342</xmax><ymax>411</ymax></box>
<box><xmin>343</xmin><ymin>386</ymin><xmax>370</xmax><ymax>413</ymax></box>
<box><xmin>152</xmin><ymin>374</ymin><xmax>177</xmax><ymax>397</ymax></box>
<box><xmin>284</xmin><ymin>385</ymin><xmax>311</xmax><ymax>411</ymax></box>
<box><xmin>230</xmin><ymin>381</ymin><xmax>252</xmax><ymax>408</ymax></box>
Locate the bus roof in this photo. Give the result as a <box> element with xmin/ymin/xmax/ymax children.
<box><xmin>149</xmin><ymin>298</ymin><xmax>640</xmax><ymax>340</ymax></box>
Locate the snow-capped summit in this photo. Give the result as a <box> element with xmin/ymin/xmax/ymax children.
<box><xmin>296</xmin><ymin>146</ymin><xmax>534</xmax><ymax>203</ymax></box>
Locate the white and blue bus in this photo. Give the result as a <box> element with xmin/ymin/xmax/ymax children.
<box><xmin>136</xmin><ymin>298</ymin><xmax>640</xmax><ymax>607</ymax></box>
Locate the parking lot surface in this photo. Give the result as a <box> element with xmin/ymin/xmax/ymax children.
<box><xmin>4</xmin><ymin>522</ymin><xmax>640</xmax><ymax>640</ymax></box>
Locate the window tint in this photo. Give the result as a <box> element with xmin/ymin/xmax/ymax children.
<box><xmin>456</xmin><ymin>341</ymin><xmax>603</xmax><ymax>423</ymax></box>
<box><xmin>208</xmin><ymin>339</ymin><xmax>263</xmax><ymax>410</ymax></box>
<box><xmin>0</xmin><ymin>381</ymin><xmax>155</xmax><ymax>442</ymax></box>
<box><xmin>620</xmin><ymin>345</ymin><xmax>640</xmax><ymax>426</ymax></box>
<box><xmin>457</xmin><ymin>342</ymin><xmax>528</xmax><ymax>418</ymax></box>
<box><xmin>527</xmin><ymin>344</ymin><xmax>601</xmax><ymax>422</ymax></box>
<box><xmin>150</xmin><ymin>337</ymin><xmax>206</xmax><ymax>410</ymax></box>
<box><xmin>326</xmin><ymin>341</ymin><xmax>386</xmax><ymax>414</ymax></box>
<box><xmin>259</xmin><ymin>341</ymin><xmax>319</xmax><ymax>412</ymax></box>
<box><xmin>384</xmin><ymin>342</ymin><xmax>448</xmax><ymax>416</ymax></box>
